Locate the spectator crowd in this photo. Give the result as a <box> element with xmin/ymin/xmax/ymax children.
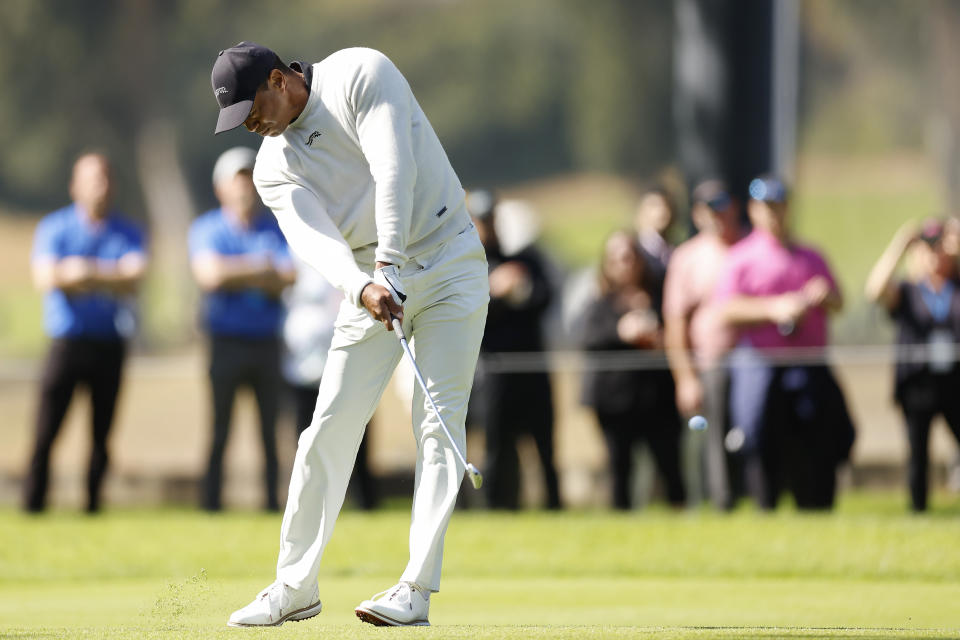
<box><xmin>22</xmin><ymin>149</ymin><xmax>960</xmax><ymax>515</ymax></box>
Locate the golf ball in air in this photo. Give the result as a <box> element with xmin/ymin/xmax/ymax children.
<box><xmin>688</xmin><ymin>415</ymin><xmax>708</xmax><ymax>431</ymax></box>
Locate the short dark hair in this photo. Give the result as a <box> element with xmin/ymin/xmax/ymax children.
<box><xmin>257</xmin><ymin>56</ymin><xmax>292</xmax><ymax>91</ymax></box>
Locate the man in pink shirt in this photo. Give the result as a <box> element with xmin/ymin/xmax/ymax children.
<box><xmin>714</xmin><ymin>176</ymin><xmax>854</xmax><ymax>510</ymax></box>
<box><xmin>664</xmin><ymin>180</ymin><xmax>742</xmax><ymax>510</ymax></box>
<box><xmin>715</xmin><ymin>177</ymin><xmax>840</xmax><ymax>351</ymax></box>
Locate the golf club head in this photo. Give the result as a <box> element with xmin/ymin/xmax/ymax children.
<box><xmin>466</xmin><ymin>464</ymin><xmax>483</xmax><ymax>490</ymax></box>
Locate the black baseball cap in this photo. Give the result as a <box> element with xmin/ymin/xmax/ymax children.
<box><xmin>211</xmin><ymin>41</ymin><xmax>279</xmax><ymax>134</ymax></box>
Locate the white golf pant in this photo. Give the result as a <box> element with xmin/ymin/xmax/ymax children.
<box><xmin>276</xmin><ymin>223</ymin><xmax>488</xmax><ymax>593</ymax></box>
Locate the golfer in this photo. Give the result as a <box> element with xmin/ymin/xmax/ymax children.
<box><xmin>211</xmin><ymin>42</ymin><xmax>488</xmax><ymax>627</ymax></box>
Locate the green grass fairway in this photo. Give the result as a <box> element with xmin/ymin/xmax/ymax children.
<box><xmin>2</xmin><ymin>492</ymin><xmax>960</xmax><ymax>639</ymax></box>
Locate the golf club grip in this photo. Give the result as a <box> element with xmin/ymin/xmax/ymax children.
<box><xmin>391</xmin><ymin>316</ymin><xmax>406</xmax><ymax>340</ymax></box>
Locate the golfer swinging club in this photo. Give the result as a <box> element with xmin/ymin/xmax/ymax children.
<box><xmin>210</xmin><ymin>42</ymin><xmax>489</xmax><ymax>627</ymax></box>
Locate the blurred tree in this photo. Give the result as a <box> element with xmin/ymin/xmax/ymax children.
<box><xmin>0</xmin><ymin>0</ymin><xmax>197</xmax><ymax>344</ymax></box>
<box><xmin>799</xmin><ymin>0</ymin><xmax>930</xmax><ymax>154</ymax></box>
<box><xmin>0</xmin><ymin>0</ymin><xmax>680</xmax><ymax>216</ymax></box>
<box><xmin>564</xmin><ymin>0</ymin><xmax>674</xmax><ymax>176</ymax></box>
<box><xmin>928</xmin><ymin>0</ymin><xmax>960</xmax><ymax>214</ymax></box>
<box><xmin>3</xmin><ymin>0</ymin><xmax>941</xmax><ymax>350</ymax></box>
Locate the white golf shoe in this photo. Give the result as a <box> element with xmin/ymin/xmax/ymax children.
<box><xmin>227</xmin><ymin>580</ymin><xmax>322</xmax><ymax>627</ymax></box>
<box><xmin>355</xmin><ymin>581</ymin><xmax>430</xmax><ymax>626</ymax></box>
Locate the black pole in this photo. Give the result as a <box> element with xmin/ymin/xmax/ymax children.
<box><xmin>674</xmin><ymin>0</ymin><xmax>798</xmax><ymax>203</ymax></box>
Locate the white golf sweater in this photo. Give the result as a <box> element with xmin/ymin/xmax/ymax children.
<box><xmin>253</xmin><ymin>47</ymin><xmax>470</xmax><ymax>308</ymax></box>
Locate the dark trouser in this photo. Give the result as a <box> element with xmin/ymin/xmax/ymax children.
<box><xmin>483</xmin><ymin>373</ymin><xmax>561</xmax><ymax>510</ymax></box>
<box><xmin>596</xmin><ymin>408</ymin><xmax>686</xmax><ymax>510</ymax></box>
<box><xmin>23</xmin><ymin>338</ymin><xmax>126</xmax><ymax>513</ymax></box>
<box><xmin>899</xmin><ymin>377</ymin><xmax>960</xmax><ymax>512</ymax></box>
<box><xmin>746</xmin><ymin>424</ymin><xmax>837</xmax><ymax>511</ymax></box>
<box><xmin>292</xmin><ymin>384</ymin><xmax>378</xmax><ymax>511</ymax></box>
<box><xmin>741</xmin><ymin>366</ymin><xmax>849</xmax><ymax>511</ymax></box>
<box><xmin>204</xmin><ymin>336</ymin><xmax>281</xmax><ymax>511</ymax></box>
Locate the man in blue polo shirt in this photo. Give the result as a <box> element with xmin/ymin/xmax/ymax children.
<box><xmin>24</xmin><ymin>152</ymin><xmax>147</xmax><ymax>513</ymax></box>
<box><xmin>190</xmin><ymin>146</ymin><xmax>296</xmax><ymax>511</ymax></box>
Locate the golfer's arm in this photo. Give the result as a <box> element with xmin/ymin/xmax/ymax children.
<box><xmin>353</xmin><ymin>51</ymin><xmax>416</xmax><ymax>267</ymax></box>
<box><xmin>258</xmin><ymin>180</ymin><xmax>372</xmax><ymax>308</ymax></box>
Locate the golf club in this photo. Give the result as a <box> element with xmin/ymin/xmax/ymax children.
<box><xmin>391</xmin><ymin>316</ymin><xmax>483</xmax><ymax>490</ymax></box>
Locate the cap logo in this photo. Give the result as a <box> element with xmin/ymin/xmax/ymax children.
<box><xmin>214</xmin><ymin>87</ymin><xmax>228</xmax><ymax>96</ymax></box>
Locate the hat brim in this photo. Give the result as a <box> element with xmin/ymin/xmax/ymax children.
<box><xmin>214</xmin><ymin>100</ymin><xmax>254</xmax><ymax>134</ymax></box>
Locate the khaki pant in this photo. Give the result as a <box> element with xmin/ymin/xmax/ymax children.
<box><xmin>276</xmin><ymin>223</ymin><xmax>489</xmax><ymax>593</ymax></box>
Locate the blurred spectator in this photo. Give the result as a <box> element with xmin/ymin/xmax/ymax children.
<box><xmin>581</xmin><ymin>230</ymin><xmax>685</xmax><ymax>509</ymax></box>
<box><xmin>23</xmin><ymin>152</ymin><xmax>147</xmax><ymax>513</ymax></box>
<box><xmin>189</xmin><ymin>147</ymin><xmax>296</xmax><ymax>511</ymax></box>
<box><xmin>633</xmin><ymin>186</ymin><xmax>678</xmax><ymax>307</ymax></box>
<box><xmin>467</xmin><ymin>189</ymin><xmax>561</xmax><ymax>510</ymax></box>
<box><xmin>663</xmin><ymin>180</ymin><xmax>742</xmax><ymax>510</ymax></box>
<box><xmin>865</xmin><ymin>218</ymin><xmax>960</xmax><ymax>511</ymax></box>
<box><xmin>282</xmin><ymin>257</ymin><xmax>378</xmax><ymax>510</ymax></box>
<box><xmin>716</xmin><ymin>176</ymin><xmax>854</xmax><ymax>510</ymax></box>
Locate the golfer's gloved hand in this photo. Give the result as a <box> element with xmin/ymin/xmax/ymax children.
<box><xmin>374</xmin><ymin>264</ymin><xmax>407</xmax><ymax>306</ymax></box>
<box><xmin>361</xmin><ymin>263</ymin><xmax>406</xmax><ymax>331</ymax></box>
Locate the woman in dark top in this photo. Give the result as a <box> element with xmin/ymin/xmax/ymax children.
<box><xmin>866</xmin><ymin>218</ymin><xmax>960</xmax><ymax>511</ymax></box>
<box><xmin>581</xmin><ymin>230</ymin><xmax>685</xmax><ymax>509</ymax></box>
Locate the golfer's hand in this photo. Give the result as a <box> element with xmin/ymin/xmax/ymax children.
<box><xmin>362</xmin><ymin>283</ymin><xmax>403</xmax><ymax>330</ymax></box>
<box><xmin>364</xmin><ymin>262</ymin><xmax>405</xmax><ymax>331</ymax></box>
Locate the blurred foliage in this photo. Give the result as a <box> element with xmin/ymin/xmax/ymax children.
<box><xmin>0</xmin><ymin>0</ymin><xmax>944</xmax><ymax>215</ymax></box>
<box><xmin>799</xmin><ymin>0</ymin><xmax>934</xmax><ymax>153</ymax></box>
<box><xmin>0</xmin><ymin>0</ymin><xmax>952</xmax><ymax>355</ymax></box>
<box><xmin>0</xmin><ymin>0</ymin><xmax>674</xmax><ymax>218</ymax></box>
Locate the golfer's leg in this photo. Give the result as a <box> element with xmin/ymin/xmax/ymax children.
<box><xmin>276</xmin><ymin>319</ymin><xmax>401</xmax><ymax>591</ymax></box>
<box><xmin>400</xmin><ymin>290</ymin><xmax>487</xmax><ymax>591</ymax></box>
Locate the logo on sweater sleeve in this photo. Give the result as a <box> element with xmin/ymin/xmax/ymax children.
<box><xmin>305</xmin><ymin>131</ymin><xmax>322</xmax><ymax>147</ymax></box>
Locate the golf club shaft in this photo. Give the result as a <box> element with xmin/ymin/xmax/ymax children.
<box><xmin>391</xmin><ymin>317</ymin><xmax>472</xmax><ymax>471</ymax></box>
